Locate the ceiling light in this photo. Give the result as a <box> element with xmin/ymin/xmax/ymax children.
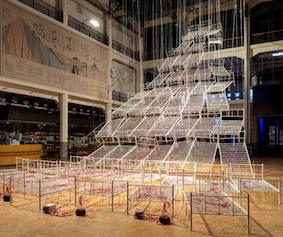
<box><xmin>0</xmin><ymin>96</ymin><xmax>6</xmax><ymax>103</ymax></box>
<box><xmin>12</xmin><ymin>96</ymin><xmax>18</xmax><ymax>103</ymax></box>
<box><xmin>209</xmin><ymin>39</ymin><xmax>223</xmax><ymax>44</ymax></box>
<box><xmin>272</xmin><ymin>52</ymin><xmax>283</xmax><ymax>57</ymax></box>
<box><xmin>89</xmin><ymin>19</ymin><xmax>100</xmax><ymax>28</ymax></box>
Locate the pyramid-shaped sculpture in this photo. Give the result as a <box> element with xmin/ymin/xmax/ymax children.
<box><xmin>93</xmin><ymin>20</ymin><xmax>254</xmax><ymax>180</ymax></box>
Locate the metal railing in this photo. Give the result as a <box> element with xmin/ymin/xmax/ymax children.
<box><xmin>112</xmin><ymin>40</ymin><xmax>140</xmax><ymax>61</ymax></box>
<box><xmin>68</xmin><ymin>17</ymin><xmax>139</xmax><ymax>60</ymax></box>
<box><xmin>251</xmin><ymin>29</ymin><xmax>283</xmax><ymax>44</ymax></box>
<box><xmin>186</xmin><ymin>192</ymin><xmax>250</xmax><ymax>233</ymax></box>
<box><xmin>18</xmin><ymin>0</ymin><xmax>63</xmax><ymax>22</ymax></box>
<box><xmin>112</xmin><ymin>90</ymin><xmax>130</xmax><ymax>102</ymax></box>
<box><xmin>68</xmin><ymin>16</ymin><xmax>108</xmax><ymax>45</ymax></box>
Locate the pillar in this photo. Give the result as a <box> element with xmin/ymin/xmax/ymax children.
<box><xmin>243</xmin><ymin>2</ymin><xmax>251</xmax><ymax>146</ymax></box>
<box><xmin>61</xmin><ymin>0</ymin><xmax>68</xmax><ymax>26</ymax></box>
<box><xmin>105</xmin><ymin>103</ymin><xmax>112</xmax><ymax>123</ymax></box>
<box><xmin>138</xmin><ymin>23</ymin><xmax>144</xmax><ymax>92</ymax></box>
<box><xmin>106</xmin><ymin>13</ymin><xmax>113</xmax><ymax>123</ymax></box>
<box><xmin>60</xmin><ymin>93</ymin><xmax>68</xmax><ymax>159</ymax></box>
<box><xmin>0</xmin><ymin>5</ymin><xmax>2</xmax><ymax>74</ymax></box>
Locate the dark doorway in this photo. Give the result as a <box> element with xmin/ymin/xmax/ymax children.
<box><xmin>258</xmin><ymin>116</ymin><xmax>283</xmax><ymax>155</ymax></box>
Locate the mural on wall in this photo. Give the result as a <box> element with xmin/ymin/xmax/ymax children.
<box><xmin>3</xmin><ymin>17</ymin><xmax>90</xmax><ymax>76</ymax></box>
<box><xmin>0</xmin><ymin>2</ymin><xmax>108</xmax><ymax>97</ymax></box>
<box><xmin>111</xmin><ymin>60</ymin><xmax>135</xmax><ymax>94</ymax></box>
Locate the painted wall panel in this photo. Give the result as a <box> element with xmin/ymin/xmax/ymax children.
<box><xmin>0</xmin><ymin>1</ymin><xmax>108</xmax><ymax>100</ymax></box>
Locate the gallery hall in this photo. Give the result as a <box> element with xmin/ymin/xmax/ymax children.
<box><xmin>0</xmin><ymin>0</ymin><xmax>283</xmax><ymax>236</ymax></box>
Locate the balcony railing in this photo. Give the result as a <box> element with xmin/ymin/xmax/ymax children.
<box><xmin>18</xmin><ymin>0</ymin><xmax>63</xmax><ymax>22</ymax></box>
<box><xmin>68</xmin><ymin>17</ymin><xmax>139</xmax><ymax>60</ymax></box>
<box><xmin>17</xmin><ymin>0</ymin><xmax>140</xmax><ymax>61</ymax></box>
<box><xmin>68</xmin><ymin>16</ymin><xmax>108</xmax><ymax>45</ymax></box>
<box><xmin>112</xmin><ymin>40</ymin><xmax>140</xmax><ymax>61</ymax></box>
<box><xmin>251</xmin><ymin>30</ymin><xmax>283</xmax><ymax>44</ymax></box>
<box><xmin>223</xmin><ymin>37</ymin><xmax>243</xmax><ymax>49</ymax></box>
<box><xmin>112</xmin><ymin>91</ymin><xmax>129</xmax><ymax>102</ymax></box>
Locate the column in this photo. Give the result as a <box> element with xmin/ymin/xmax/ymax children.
<box><xmin>0</xmin><ymin>5</ymin><xmax>2</xmax><ymax>74</ymax></box>
<box><xmin>138</xmin><ymin>23</ymin><xmax>144</xmax><ymax>92</ymax></box>
<box><xmin>243</xmin><ymin>2</ymin><xmax>251</xmax><ymax>146</ymax></box>
<box><xmin>105</xmin><ymin>103</ymin><xmax>112</xmax><ymax>123</ymax></box>
<box><xmin>106</xmin><ymin>13</ymin><xmax>113</xmax><ymax>123</ymax></box>
<box><xmin>60</xmin><ymin>93</ymin><xmax>68</xmax><ymax>159</ymax></box>
<box><xmin>61</xmin><ymin>0</ymin><xmax>68</xmax><ymax>26</ymax></box>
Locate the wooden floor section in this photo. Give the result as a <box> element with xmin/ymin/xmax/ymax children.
<box><xmin>0</xmin><ymin>157</ymin><xmax>282</xmax><ymax>237</ymax></box>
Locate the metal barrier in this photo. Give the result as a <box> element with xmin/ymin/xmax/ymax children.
<box><xmin>185</xmin><ymin>192</ymin><xmax>250</xmax><ymax>233</ymax></box>
<box><xmin>18</xmin><ymin>0</ymin><xmax>63</xmax><ymax>22</ymax></box>
<box><xmin>68</xmin><ymin>16</ymin><xmax>108</xmax><ymax>45</ymax></box>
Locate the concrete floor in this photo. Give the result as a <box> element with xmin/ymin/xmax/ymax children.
<box><xmin>0</xmin><ymin>157</ymin><xmax>283</xmax><ymax>237</ymax></box>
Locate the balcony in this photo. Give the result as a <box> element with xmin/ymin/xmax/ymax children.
<box><xmin>112</xmin><ymin>40</ymin><xmax>140</xmax><ymax>61</ymax></box>
<box><xmin>251</xmin><ymin>30</ymin><xmax>283</xmax><ymax>45</ymax></box>
<box><xmin>18</xmin><ymin>0</ymin><xmax>63</xmax><ymax>22</ymax></box>
<box><xmin>112</xmin><ymin>91</ymin><xmax>129</xmax><ymax>102</ymax></box>
<box><xmin>68</xmin><ymin>16</ymin><xmax>108</xmax><ymax>45</ymax></box>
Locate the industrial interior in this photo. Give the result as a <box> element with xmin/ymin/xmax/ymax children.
<box><xmin>0</xmin><ymin>0</ymin><xmax>283</xmax><ymax>236</ymax></box>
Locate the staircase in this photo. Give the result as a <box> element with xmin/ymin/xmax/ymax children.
<box><xmin>188</xmin><ymin>141</ymin><xmax>217</xmax><ymax>172</ymax></box>
<box><xmin>219</xmin><ymin>143</ymin><xmax>254</xmax><ymax>179</ymax></box>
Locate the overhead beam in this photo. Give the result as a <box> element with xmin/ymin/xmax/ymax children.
<box><xmin>251</xmin><ymin>40</ymin><xmax>283</xmax><ymax>56</ymax></box>
<box><xmin>143</xmin><ymin>46</ymin><xmax>245</xmax><ymax>69</ymax></box>
<box><xmin>143</xmin><ymin>0</ymin><xmax>271</xmax><ymax>29</ymax></box>
<box><xmin>143</xmin><ymin>39</ymin><xmax>283</xmax><ymax>70</ymax></box>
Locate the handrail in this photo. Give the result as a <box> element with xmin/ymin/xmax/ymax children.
<box><xmin>17</xmin><ymin>0</ymin><xmax>63</xmax><ymax>22</ymax></box>
<box><xmin>251</xmin><ymin>29</ymin><xmax>283</xmax><ymax>44</ymax></box>
<box><xmin>68</xmin><ymin>16</ymin><xmax>108</xmax><ymax>45</ymax></box>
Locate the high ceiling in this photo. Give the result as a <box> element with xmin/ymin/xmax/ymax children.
<box><xmin>107</xmin><ymin>0</ymin><xmax>237</xmax><ymax>33</ymax></box>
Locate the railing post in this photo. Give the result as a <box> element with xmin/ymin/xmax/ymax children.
<box><xmin>9</xmin><ymin>177</ymin><xmax>12</xmax><ymax>206</ymax></box>
<box><xmin>172</xmin><ymin>185</ymin><xmax>174</xmax><ymax>222</ymax></box>
<box><xmin>232</xmin><ymin>195</ymin><xmax>235</xmax><ymax>215</ymax></box>
<box><xmin>112</xmin><ymin>180</ymin><xmax>114</xmax><ymax>212</ymax></box>
<box><xmin>239</xmin><ymin>177</ymin><xmax>242</xmax><ymax>205</ymax></box>
<box><xmin>74</xmin><ymin>177</ymin><xmax>77</xmax><ymax>206</ymax></box>
<box><xmin>278</xmin><ymin>176</ymin><xmax>281</xmax><ymax>205</ymax></box>
<box><xmin>222</xmin><ymin>170</ymin><xmax>225</xmax><ymax>192</ymax></box>
<box><xmin>218</xmin><ymin>196</ymin><xmax>222</xmax><ymax>215</ymax></box>
<box><xmin>205</xmin><ymin>195</ymin><xmax>207</xmax><ymax>214</ymax></box>
<box><xmin>2</xmin><ymin>172</ymin><xmax>5</xmax><ymax>193</ymax></box>
<box><xmin>126</xmin><ymin>182</ymin><xmax>129</xmax><ymax>215</ymax></box>
<box><xmin>24</xmin><ymin>173</ymin><xmax>26</xmax><ymax>199</ymax></box>
<box><xmin>182</xmin><ymin>169</ymin><xmax>185</xmax><ymax>191</ymax></box>
<box><xmin>190</xmin><ymin>192</ymin><xmax>193</xmax><ymax>231</ymax></box>
<box><xmin>261</xmin><ymin>164</ymin><xmax>264</xmax><ymax>180</ymax></box>
<box><xmin>194</xmin><ymin>173</ymin><xmax>197</xmax><ymax>192</ymax></box>
<box><xmin>248</xmin><ymin>194</ymin><xmax>250</xmax><ymax>234</ymax></box>
<box><xmin>39</xmin><ymin>180</ymin><xmax>42</xmax><ymax>210</ymax></box>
